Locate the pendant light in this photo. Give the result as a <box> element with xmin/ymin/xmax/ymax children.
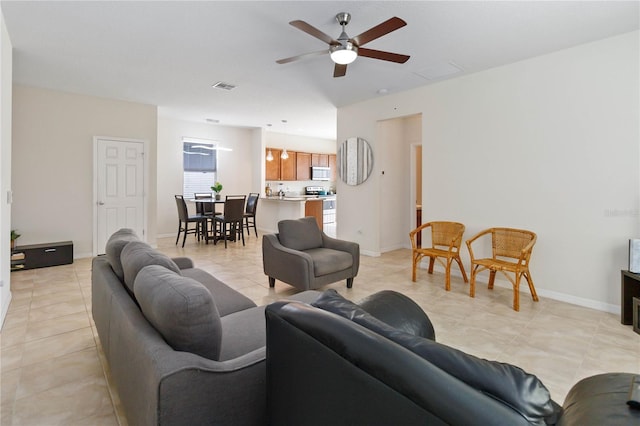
<box><xmin>266</xmin><ymin>150</ymin><xmax>274</xmax><ymax>161</ymax></box>
<box><xmin>280</xmin><ymin>119</ymin><xmax>289</xmax><ymax>159</ymax></box>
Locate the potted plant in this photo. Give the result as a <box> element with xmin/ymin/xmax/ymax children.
<box><xmin>211</xmin><ymin>182</ymin><xmax>223</xmax><ymax>200</ymax></box>
<box><xmin>11</xmin><ymin>230</ymin><xmax>20</xmax><ymax>250</ymax></box>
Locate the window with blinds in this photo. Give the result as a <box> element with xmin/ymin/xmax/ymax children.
<box><xmin>183</xmin><ymin>139</ymin><xmax>217</xmax><ymax>197</ymax></box>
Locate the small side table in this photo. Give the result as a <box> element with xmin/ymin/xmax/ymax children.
<box><xmin>621</xmin><ymin>270</ymin><xmax>640</xmax><ymax>325</ymax></box>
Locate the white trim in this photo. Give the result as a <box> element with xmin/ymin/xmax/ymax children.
<box><xmin>417</xmin><ymin>261</ymin><xmax>621</xmax><ymax>314</ymax></box>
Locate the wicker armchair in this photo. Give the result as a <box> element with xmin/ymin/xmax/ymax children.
<box><xmin>409</xmin><ymin>221</ymin><xmax>468</xmax><ymax>291</ymax></box>
<box><xmin>466</xmin><ymin>227</ymin><xmax>538</xmax><ymax>311</ymax></box>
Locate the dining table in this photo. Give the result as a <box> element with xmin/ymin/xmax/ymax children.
<box><xmin>188</xmin><ymin>198</ymin><xmax>226</xmax><ymax>243</ymax></box>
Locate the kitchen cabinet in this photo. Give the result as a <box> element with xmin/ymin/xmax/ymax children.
<box><xmin>281</xmin><ymin>151</ymin><xmax>297</xmax><ymax>181</ymax></box>
<box><xmin>304</xmin><ymin>198</ymin><xmax>324</xmax><ymax>231</ymax></box>
<box><xmin>329</xmin><ymin>154</ymin><xmax>337</xmax><ymax>182</ymax></box>
<box><xmin>267</xmin><ymin>148</ymin><xmax>336</xmax><ymax>182</ymax></box>
<box><xmin>296</xmin><ymin>152</ymin><xmax>311</xmax><ymax>180</ymax></box>
<box><xmin>311</xmin><ymin>153</ymin><xmax>329</xmax><ymax>167</ymax></box>
<box><xmin>266</xmin><ymin>148</ymin><xmax>281</xmax><ymax>180</ymax></box>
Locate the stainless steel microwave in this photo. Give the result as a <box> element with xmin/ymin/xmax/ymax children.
<box><xmin>311</xmin><ymin>166</ymin><xmax>331</xmax><ymax>181</ymax></box>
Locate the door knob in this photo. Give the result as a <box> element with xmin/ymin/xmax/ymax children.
<box><xmin>98</xmin><ymin>201</ymin><xmax>105</xmax><ymax>205</ymax></box>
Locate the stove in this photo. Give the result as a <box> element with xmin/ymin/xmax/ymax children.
<box><xmin>305</xmin><ymin>186</ymin><xmax>328</xmax><ymax>196</ymax></box>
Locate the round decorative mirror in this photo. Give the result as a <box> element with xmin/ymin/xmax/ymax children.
<box><xmin>338</xmin><ymin>137</ymin><xmax>374</xmax><ymax>186</ymax></box>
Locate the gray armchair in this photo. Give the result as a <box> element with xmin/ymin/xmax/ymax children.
<box><xmin>262</xmin><ymin>217</ymin><xmax>360</xmax><ymax>290</ymax></box>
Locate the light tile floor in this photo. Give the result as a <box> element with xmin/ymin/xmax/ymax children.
<box><xmin>2</xmin><ymin>233</ymin><xmax>639</xmax><ymax>425</ymax></box>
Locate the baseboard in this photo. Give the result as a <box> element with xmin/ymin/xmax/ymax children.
<box><xmin>74</xmin><ymin>251</ymin><xmax>94</xmax><ymax>260</ymax></box>
<box><xmin>1</xmin><ymin>290</ymin><xmax>12</xmax><ymax>330</ymax></box>
<box><xmin>535</xmin><ymin>288</ymin><xmax>620</xmax><ymax>314</ymax></box>
<box><xmin>381</xmin><ymin>242</ymin><xmax>411</xmax><ymax>253</ymax></box>
<box><xmin>418</xmin><ymin>261</ymin><xmax>620</xmax><ymax>314</ymax></box>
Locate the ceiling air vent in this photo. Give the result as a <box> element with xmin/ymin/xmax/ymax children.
<box><xmin>211</xmin><ymin>81</ymin><xmax>237</xmax><ymax>91</ymax></box>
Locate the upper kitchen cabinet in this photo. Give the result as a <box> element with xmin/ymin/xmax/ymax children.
<box><xmin>281</xmin><ymin>151</ymin><xmax>297</xmax><ymax>181</ymax></box>
<box><xmin>311</xmin><ymin>153</ymin><xmax>329</xmax><ymax>167</ymax></box>
<box><xmin>329</xmin><ymin>154</ymin><xmax>337</xmax><ymax>182</ymax></box>
<box><xmin>266</xmin><ymin>148</ymin><xmax>297</xmax><ymax>181</ymax></box>
<box><xmin>266</xmin><ymin>148</ymin><xmax>282</xmax><ymax>181</ymax></box>
<box><xmin>266</xmin><ymin>148</ymin><xmax>336</xmax><ymax>182</ymax></box>
<box><xmin>296</xmin><ymin>152</ymin><xmax>311</xmax><ymax>181</ymax></box>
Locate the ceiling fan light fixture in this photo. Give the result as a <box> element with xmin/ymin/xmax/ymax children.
<box><xmin>330</xmin><ymin>43</ymin><xmax>358</xmax><ymax>65</ymax></box>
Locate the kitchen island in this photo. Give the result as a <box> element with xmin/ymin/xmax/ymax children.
<box><xmin>257</xmin><ymin>196</ymin><xmax>324</xmax><ymax>233</ymax></box>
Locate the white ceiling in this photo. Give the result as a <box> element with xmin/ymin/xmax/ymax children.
<box><xmin>2</xmin><ymin>1</ymin><xmax>638</xmax><ymax>140</ymax></box>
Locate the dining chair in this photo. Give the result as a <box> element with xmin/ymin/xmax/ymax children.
<box><xmin>193</xmin><ymin>192</ymin><xmax>218</xmax><ymax>216</ymax></box>
<box><xmin>409</xmin><ymin>221</ymin><xmax>468</xmax><ymax>291</ymax></box>
<box><xmin>194</xmin><ymin>192</ymin><xmax>220</xmax><ymax>240</ymax></box>
<box><xmin>466</xmin><ymin>227</ymin><xmax>538</xmax><ymax>311</ymax></box>
<box><xmin>174</xmin><ymin>195</ymin><xmax>208</xmax><ymax>248</ymax></box>
<box><xmin>243</xmin><ymin>192</ymin><xmax>260</xmax><ymax>237</ymax></box>
<box><xmin>213</xmin><ymin>195</ymin><xmax>246</xmax><ymax>248</ymax></box>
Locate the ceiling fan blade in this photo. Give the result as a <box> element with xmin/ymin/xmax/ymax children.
<box><xmin>358</xmin><ymin>47</ymin><xmax>410</xmax><ymax>64</ymax></box>
<box><xmin>351</xmin><ymin>17</ymin><xmax>407</xmax><ymax>47</ymax></box>
<box><xmin>333</xmin><ymin>64</ymin><xmax>347</xmax><ymax>78</ymax></box>
<box><xmin>290</xmin><ymin>20</ymin><xmax>339</xmax><ymax>46</ymax></box>
<box><xmin>276</xmin><ymin>49</ymin><xmax>330</xmax><ymax>64</ymax></box>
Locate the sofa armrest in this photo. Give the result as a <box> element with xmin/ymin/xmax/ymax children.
<box><xmin>262</xmin><ymin>234</ymin><xmax>314</xmax><ymax>286</ymax></box>
<box><xmin>357</xmin><ymin>290</ymin><xmax>436</xmax><ymax>340</ymax></box>
<box><xmin>558</xmin><ymin>373</ymin><xmax>640</xmax><ymax>426</ymax></box>
<box><xmin>321</xmin><ymin>233</ymin><xmax>360</xmax><ymax>275</ymax></box>
<box><xmin>171</xmin><ymin>257</ymin><xmax>194</xmax><ymax>270</ymax></box>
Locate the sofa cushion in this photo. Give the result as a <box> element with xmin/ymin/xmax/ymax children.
<box><xmin>278</xmin><ymin>217</ymin><xmax>323</xmax><ymax>251</ymax></box>
<box><xmin>313</xmin><ymin>290</ymin><xmax>560</xmax><ymax>426</ymax></box>
<box><xmin>104</xmin><ymin>228</ymin><xmax>140</xmax><ymax>281</ymax></box>
<box><xmin>217</xmin><ymin>290</ymin><xmax>322</xmax><ymax>361</ymax></box>
<box><xmin>219</xmin><ymin>306</ymin><xmax>267</xmax><ymax>361</ymax></box>
<box><xmin>121</xmin><ymin>241</ymin><xmax>181</xmax><ymax>295</ymax></box>
<box><xmin>134</xmin><ymin>265</ymin><xmax>222</xmax><ymax>361</ymax></box>
<box><xmin>181</xmin><ymin>268</ymin><xmax>256</xmax><ymax>317</ymax></box>
<box><xmin>305</xmin><ymin>248</ymin><xmax>353</xmax><ymax>276</ymax></box>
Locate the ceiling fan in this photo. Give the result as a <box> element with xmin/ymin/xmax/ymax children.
<box><xmin>276</xmin><ymin>12</ymin><xmax>410</xmax><ymax>78</ymax></box>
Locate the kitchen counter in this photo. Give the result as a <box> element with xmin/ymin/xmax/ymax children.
<box><xmin>258</xmin><ymin>197</ymin><xmax>311</xmax><ymax>233</ymax></box>
<box><xmin>262</xmin><ymin>196</ymin><xmax>307</xmax><ymax>201</ymax></box>
<box><xmin>261</xmin><ymin>195</ymin><xmax>336</xmax><ymax>201</ymax></box>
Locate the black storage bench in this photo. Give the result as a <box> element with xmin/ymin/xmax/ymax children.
<box><xmin>11</xmin><ymin>241</ymin><xmax>73</xmax><ymax>270</ymax></box>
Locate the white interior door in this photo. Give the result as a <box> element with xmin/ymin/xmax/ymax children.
<box><xmin>94</xmin><ymin>137</ymin><xmax>146</xmax><ymax>255</ymax></box>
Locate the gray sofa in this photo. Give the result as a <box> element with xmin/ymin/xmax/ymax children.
<box><xmin>262</xmin><ymin>216</ymin><xmax>360</xmax><ymax>290</ymax></box>
<box><xmin>91</xmin><ymin>229</ymin><xmax>319</xmax><ymax>425</ymax></box>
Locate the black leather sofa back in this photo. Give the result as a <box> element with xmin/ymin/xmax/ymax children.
<box><xmin>265</xmin><ymin>301</ymin><xmax>535</xmax><ymax>426</ymax></box>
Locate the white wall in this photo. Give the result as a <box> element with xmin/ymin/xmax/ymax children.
<box><xmin>1</xmin><ymin>11</ymin><xmax>13</xmax><ymax>328</ymax></box>
<box><xmin>11</xmin><ymin>86</ymin><xmax>158</xmax><ymax>257</ymax></box>
<box><xmin>338</xmin><ymin>31</ymin><xmax>639</xmax><ymax>311</ymax></box>
<box><xmin>156</xmin><ymin>116</ymin><xmax>261</xmax><ymax>237</ymax></box>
